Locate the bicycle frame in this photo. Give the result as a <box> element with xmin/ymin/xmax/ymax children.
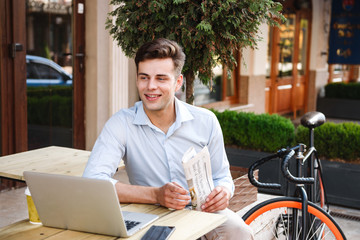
<box><xmin>282</xmin><ymin>147</ymin><xmax>321</xmax><ymax>240</ymax></box>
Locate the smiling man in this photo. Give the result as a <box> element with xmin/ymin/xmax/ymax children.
<box><xmin>83</xmin><ymin>38</ymin><xmax>254</xmax><ymax>239</ymax></box>
<box><xmin>136</xmin><ymin>57</ymin><xmax>182</xmax><ymax>134</ymax></box>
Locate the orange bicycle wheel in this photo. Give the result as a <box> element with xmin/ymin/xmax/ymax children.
<box><xmin>242</xmin><ymin>197</ymin><xmax>346</xmax><ymax>240</ymax></box>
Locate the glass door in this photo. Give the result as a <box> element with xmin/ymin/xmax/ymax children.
<box><xmin>266</xmin><ymin>0</ymin><xmax>312</xmax><ymax>117</ymax></box>
<box><xmin>26</xmin><ymin>0</ymin><xmax>74</xmax><ymax>149</ymax></box>
<box><xmin>0</xmin><ymin>0</ymin><xmax>84</xmax><ymax>190</ymax></box>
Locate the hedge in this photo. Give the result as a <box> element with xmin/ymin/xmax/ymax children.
<box><xmin>295</xmin><ymin>122</ymin><xmax>360</xmax><ymax>162</ymax></box>
<box><xmin>212</xmin><ymin>110</ymin><xmax>295</xmax><ymax>152</ymax></box>
<box><xmin>325</xmin><ymin>82</ymin><xmax>360</xmax><ymax>100</ymax></box>
<box><xmin>213</xmin><ymin>109</ymin><xmax>360</xmax><ymax>162</ymax></box>
<box><xmin>27</xmin><ymin>86</ymin><xmax>73</xmax><ymax>128</ymax></box>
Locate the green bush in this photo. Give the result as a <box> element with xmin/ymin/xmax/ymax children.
<box><xmin>213</xmin><ymin>110</ymin><xmax>295</xmax><ymax>152</ymax></box>
<box><xmin>27</xmin><ymin>86</ymin><xmax>73</xmax><ymax>127</ymax></box>
<box><xmin>325</xmin><ymin>82</ymin><xmax>360</xmax><ymax>100</ymax></box>
<box><xmin>295</xmin><ymin>122</ymin><xmax>360</xmax><ymax>162</ymax></box>
<box><xmin>214</xmin><ymin>109</ymin><xmax>360</xmax><ymax>162</ymax></box>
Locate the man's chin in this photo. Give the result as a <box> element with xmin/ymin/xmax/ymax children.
<box><xmin>142</xmin><ymin>102</ymin><xmax>162</xmax><ymax>112</ymax></box>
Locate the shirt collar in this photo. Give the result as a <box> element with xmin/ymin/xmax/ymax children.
<box><xmin>132</xmin><ymin>97</ymin><xmax>194</xmax><ymax>127</ymax></box>
<box><xmin>133</xmin><ymin>101</ymin><xmax>151</xmax><ymax>126</ymax></box>
<box><xmin>174</xmin><ymin>97</ymin><xmax>194</xmax><ymax>123</ymax></box>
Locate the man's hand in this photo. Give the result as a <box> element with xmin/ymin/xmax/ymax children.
<box><xmin>157</xmin><ymin>182</ymin><xmax>191</xmax><ymax>210</ymax></box>
<box><xmin>201</xmin><ymin>186</ymin><xmax>231</xmax><ymax>213</ymax></box>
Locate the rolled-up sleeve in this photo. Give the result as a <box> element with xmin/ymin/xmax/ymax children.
<box><xmin>207</xmin><ymin>113</ymin><xmax>235</xmax><ymax>197</ymax></box>
<box><xmin>83</xmin><ymin>115</ymin><xmax>125</xmax><ymax>185</ymax></box>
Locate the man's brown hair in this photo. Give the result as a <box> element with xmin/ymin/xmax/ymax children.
<box><xmin>135</xmin><ymin>38</ymin><xmax>186</xmax><ymax>77</ymax></box>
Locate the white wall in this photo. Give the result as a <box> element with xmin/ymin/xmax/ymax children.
<box><xmin>310</xmin><ymin>0</ymin><xmax>331</xmax><ymax>72</ymax></box>
<box><xmin>306</xmin><ymin>0</ymin><xmax>332</xmax><ymax>110</ymax></box>
<box><xmin>239</xmin><ymin>23</ymin><xmax>268</xmax><ymax>114</ymax></box>
<box><xmin>241</xmin><ymin>23</ymin><xmax>269</xmax><ymax>76</ymax></box>
<box><xmin>85</xmin><ymin>0</ymin><xmax>134</xmax><ymax>150</ymax></box>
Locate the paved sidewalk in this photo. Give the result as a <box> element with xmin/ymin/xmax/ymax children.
<box><xmin>0</xmin><ymin>186</ymin><xmax>28</xmax><ymax>228</ymax></box>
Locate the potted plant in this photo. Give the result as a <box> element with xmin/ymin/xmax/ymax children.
<box><xmin>317</xmin><ymin>82</ymin><xmax>360</xmax><ymax>120</ymax></box>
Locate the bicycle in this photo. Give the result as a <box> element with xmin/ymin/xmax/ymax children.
<box><xmin>242</xmin><ymin>111</ymin><xmax>346</xmax><ymax>240</ymax></box>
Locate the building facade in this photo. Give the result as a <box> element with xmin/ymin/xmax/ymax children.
<box><xmin>84</xmin><ymin>0</ymin><xmax>335</xmax><ymax>149</ymax></box>
<box><xmin>0</xmin><ymin>0</ymin><xmax>358</xmax><ymax>155</ymax></box>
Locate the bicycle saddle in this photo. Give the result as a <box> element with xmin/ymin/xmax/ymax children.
<box><xmin>300</xmin><ymin>111</ymin><xmax>326</xmax><ymax>128</ymax></box>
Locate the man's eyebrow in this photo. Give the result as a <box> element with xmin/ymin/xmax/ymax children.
<box><xmin>138</xmin><ymin>73</ymin><xmax>170</xmax><ymax>77</ymax></box>
<box><xmin>138</xmin><ymin>72</ymin><xmax>149</xmax><ymax>76</ymax></box>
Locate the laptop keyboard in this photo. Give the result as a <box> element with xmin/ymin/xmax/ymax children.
<box><xmin>125</xmin><ymin>220</ymin><xmax>141</xmax><ymax>231</ymax></box>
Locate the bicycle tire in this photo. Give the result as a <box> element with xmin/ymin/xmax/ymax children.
<box><xmin>242</xmin><ymin>197</ymin><xmax>346</xmax><ymax>240</ymax></box>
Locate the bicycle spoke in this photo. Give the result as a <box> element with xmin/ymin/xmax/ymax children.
<box><xmin>285</xmin><ymin>211</ymin><xmax>289</xmax><ymax>239</ymax></box>
<box><xmin>272</xmin><ymin>221</ymin><xmax>278</xmax><ymax>239</ymax></box>
<box><xmin>312</xmin><ymin>222</ymin><xmax>326</xmax><ymax>240</ymax></box>
<box><xmin>306</xmin><ymin>215</ymin><xmax>318</xmax><ymax>239</ymax></box>
<box><xmin>296</xmin><ymin>226</ymin><xmax>302</xmax><ymax>240</ymax></box>
<box><xmin>277</xmin><ymin>211</ymin><xmax>286</xmax><ymax>239</ymax></box>
<box><xmin>296</xmin><ymin>221</ymin><xmax>299</xmax><ymax>240</ymax></box>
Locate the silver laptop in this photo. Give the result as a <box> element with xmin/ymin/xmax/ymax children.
<box><xmin>23</xmin><ymin>171</ymin><xmax>159</xmax><ymax>237</ymax></box>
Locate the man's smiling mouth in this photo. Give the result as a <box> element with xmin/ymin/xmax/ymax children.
<box><xmin>145</xmin><ymin>94</ymin><xmax>161</xmax><ymax>100</ymax></box>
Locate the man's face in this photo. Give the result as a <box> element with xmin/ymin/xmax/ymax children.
<box><xmin>136</xmin><ymin>58</ymin><xmax>183</xmax><ymax>116</ymax></box>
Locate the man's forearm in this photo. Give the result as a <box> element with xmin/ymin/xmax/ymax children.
<box><xmin>115</xmin><ymin>181</ymin><xmax>191</xmax><ymax>210</ymax></box>
<box><xmin>115</xmin><ymin>182</ymin><xmax>159</xmax><ymax>204</ymax></box>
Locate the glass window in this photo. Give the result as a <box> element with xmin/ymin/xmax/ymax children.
<box><xmin>26</xmin><ymin>62</ymin><xmax>39</xmax><ymax>79</ymax></box>
<box><xmin>298</xmin><ymin>18</ymin><xmax>309</xmax><ymax>76</ymax></box>
<box><xmin>329</xmin><ymin>64</ymin><xmax>351</xmax><ymax>82</ymax></box>
<box><xmin>278</xmin><ymin>13</ymin><xmax>296</xmax><ymax>77</ymax></box>
<box><xmin>266</xmin><ymin>27</ymin><xmax>273</xmax><ymax>78</ymax></box>
<box><xmin>226</xmin><ymin>72</ymin><xmax>235</xmax><ymax>97</ymax></box>
<box><xmin>210</xmin><ymin>64</ymin><xmax>223</xmax><ymax>101</ymax></box>
<box><xmin>26</xmin><ymin>0</ymin><xmax>73</xmax><ymax>150</ymax></box>
<box><xmin>35</xmin><ymin>63</ymin><xmax>62</xmax><ymax>80</ymax></box>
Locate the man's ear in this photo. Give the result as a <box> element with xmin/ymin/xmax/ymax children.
<box><xmin>175</xmin><ymin>74</ymin><xmax>183</xmax><ymax>92</ymax></box>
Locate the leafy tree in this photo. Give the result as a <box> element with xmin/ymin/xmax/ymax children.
<box><xmin>106</xmin><ymin>0</ymin><xmax>284</xmax><ymax>104</ymax></box>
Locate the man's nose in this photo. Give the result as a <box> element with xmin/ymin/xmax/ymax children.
<box><xmin>147</xmin><ymin>78</ymin><xmax>157</xmax><ymax>89</ymax></box>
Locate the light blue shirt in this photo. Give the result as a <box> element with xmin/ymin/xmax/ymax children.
<box><xmin>83</xmin><ymin>98</ymin><xmax>234</xmax><ymax>196</ymax></box>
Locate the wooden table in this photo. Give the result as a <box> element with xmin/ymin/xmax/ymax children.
<box><xmin>0</xmin><ymin>146</ymin><xmax>124</xmax><ymax>181</ymax></box>
<box><xmin>0</xmin><ymin>203</ymin><xmax>226</xmax><ymax>240</ymax></box>
<box><xmin>0</xmin><ymin>147</ymin><xmax>226</xmax><ymax>239</ymax></box>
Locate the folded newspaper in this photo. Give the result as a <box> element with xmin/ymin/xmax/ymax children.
<box><xmin>182</xmin><ymin>146</ymin><xmax>214</xmax><ymax>211</ymax></box>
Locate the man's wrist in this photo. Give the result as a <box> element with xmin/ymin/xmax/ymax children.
<box><xmin>152</xmin><ymin>187</ymin><xmax>160</xmax><ymax>204</ymax></box>
<box><xmin>219</xmin><ymin>186</ymin><xmax>231</xmax><ymax>199</ymax></box>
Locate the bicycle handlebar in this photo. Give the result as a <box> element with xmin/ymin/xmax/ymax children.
<box><xmin>248</xmin><ymin>149</ymin><xmax>288</xmax><ymax>190</ymax></box>
<box><xmin>248</xmin><ymin>146</ymin><xmax>315</xmax><ymax>190</ymax></box>
<box><xmin>281</xmin><ymin>150</ymin><xmax>315</xmax><ymax>184</ymax></box>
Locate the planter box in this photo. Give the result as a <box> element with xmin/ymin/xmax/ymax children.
<box><xmin>226</xmin><ymin>147</ymin><xmax>360</xmax><ymax>209</ymax></box>
<box><xmin>317</xmin><ymin>97</ymin><xmax>360</xmax><ymax>120</ymax></box>
<box><xmin>321</xmin><ymin>159</ymin><xmax>360</xmax><ymax>209</ymax></box>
